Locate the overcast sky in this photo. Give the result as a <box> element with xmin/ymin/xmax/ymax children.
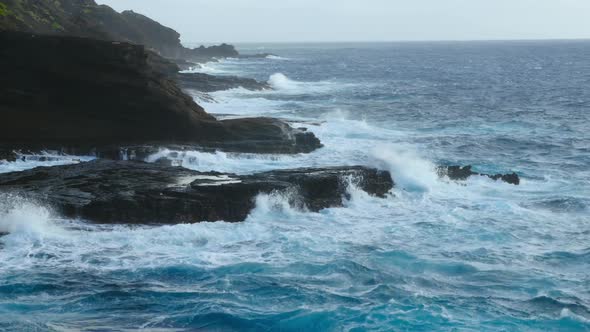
<box><xmin>97</xmin><ymin>0</ymin><xmax>590</xmax><ymax>44</ymax></box>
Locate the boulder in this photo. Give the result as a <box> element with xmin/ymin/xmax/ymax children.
<box><xmin>0</xmin><ymin>160</ymin><xmax>394</xmax><ymax>224</ymax></box>
<box><xmin>437</xmin><ymin>165</ymin><xmax>520</xmax><ymax>185</ymax></box>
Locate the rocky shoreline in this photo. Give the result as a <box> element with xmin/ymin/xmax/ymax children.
<box><xmin>0</xmin><ymin>31</ymin><xmax>319</xmax><ymax>155</ymax></box>
<box><xmin>0</xmin><ymin>0</ymin><xmax>337</xmax><ymax>225</ymax></box>
<box><xmin>0</xmin><ymin>0</ymin><xmax>520</xmax><ymax>227</ymax></box>
<box><xmin>0</xmin><ymin>160</ymin><xmax>394</xmax><ymax>224</ymax></box>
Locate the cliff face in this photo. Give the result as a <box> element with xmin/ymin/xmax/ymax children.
<box><xmin>0</xmin><ymin>31</ymin><xmax>215</xmax><ymax>147</ymax></box>
<box><xmin>118</xmin><ymin>10</ymin><xmax>183</xmax><ymax>58</ymax></box>
<box><xmin>0</xmin><ymin>31</ymin><xmax>321</xmax><ymax>153</ymax></box>
<box><xmin>0</xmin><ymin>0</ymin><xmax>238</xmax><ymax>60</ymax></box>
<box><xmin>0</xmin><ymin>0</ymin><xmax>113</xmax><ymax>39</ymax></box>
<box><xmin>116</xmin><ymin>10</ymin><xmax>238</xmax><ymax>60</ymax></box>
<box><xmin>0</xmin><ymin>1</ymin><xmax>322</xmax><ymax>154</ymax></box>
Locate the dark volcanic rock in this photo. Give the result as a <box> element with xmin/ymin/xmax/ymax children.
<box><xmin>256</xmin><ymin>167</ymin><xmax>394</xmax><ymax>212</ymax></box>
<box><xmin>0</xmin><ymin>119</ymin><xmax>322</xmax><ymax>157</ymax></box>
<box><xmin>0</xmin><ymin>31</ymin><xmax>322</xmax><ymax>154</ymax></box>
<box><xmin>0</xmin><ymin>149</ymin><xmax>17</xmax><ymax>162</ymax></box>
<box><xmin>117</xmin><ymin>9</ymin><xmax>185</xmax><ymax>58</ymax></box>
<box><xmin>437</xmin><ymin>165</ymin><xmax>520</xmax><ymax>185</ymax></box>
<box><xmin>204</xmin><ymin>117</ymin><xmax>322</xmax><ymax>154</ymax></box>
<box><xmin>0</xmin><ymin>31</ymin><xmax>211</xmax><ymax>144</ymax></box>
<box><xmin>0</xmin><ymin>160</ymin><xmax>394</xmax><ymax>224</ymax></box>
<box><xmin>183</xmin><ymin>44</ymin><xmax>239</xmax><ymax>62</ymax></box>
<box><xmin>116</xmin><ymin>10</ymin><xmax>239</xmax><ymax>61</ymax></box>
<box><xmin>178</xmin><ymin>73</ymin><xmax>271</xmax><ymax>92</ymax></box>
<box><xmin>0</xmin><ymin>0</ymin><xmax>239</xmax><ymax>62</ymax></box>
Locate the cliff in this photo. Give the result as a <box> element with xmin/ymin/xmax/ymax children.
<box><xmin>0</xmin><ymin>31</ymin><xmax>321</xmax><ymax>153</ymax></box>
<box><xmin>0</xmin><ymin>0</ymin><xmax>238</xmax><ymax>60</ymax></box>
<box><xmin>119</xmin><ymin>10</ymin><xmax>238</xmax><ymax>60</ymax></box>
<box><xmin>0</xmin><ymin>31</ymin><xmax>211</xmax><ymax>145</ymax></box>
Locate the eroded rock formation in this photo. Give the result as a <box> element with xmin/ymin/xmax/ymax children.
<box><xmin>0</xmin><ymin>31</ymin><xmax>321</xmax><ymax>154</ymax></box>
<box><xmin>0</xmin><ymin>160</ymin><xmax>394</xmax><ymax>223</ymax></box>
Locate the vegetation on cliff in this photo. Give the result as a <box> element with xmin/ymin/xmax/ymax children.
<box><xmin>0</xmin><ymin>0</ymin><xmax>238</xmax><ymax>60</ymax></box>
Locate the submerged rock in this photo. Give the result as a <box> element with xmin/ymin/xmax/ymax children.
<box><xmin>0</xmin><ymin>160</ymin><xmax>393</xmax><ymax>224</ymax></box>
<box><xmin>437</xmin><ymin>165</ymin><xmax>520</xmax><ymax>185</ymax></box>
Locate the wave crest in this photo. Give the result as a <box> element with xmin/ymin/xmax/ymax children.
<box><xmin>266</xmin><ymin>55</ymin><xmax>289</xmax><ymax>60</ymax></box>
<box><xmin>268</xmin><ymin>73</ymin><xmax>299</xmax><ymax>90</ymax></box>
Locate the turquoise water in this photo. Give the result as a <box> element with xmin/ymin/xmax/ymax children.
<box><xmin>1</xmin><ymin>41</ymin><xmax>589</xmax><ymax>331</ymax></box>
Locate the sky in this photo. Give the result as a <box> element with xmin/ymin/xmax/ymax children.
<box><xmin>96</xmin><ymin>0</ymin><xmax>590</xmax><ymax>44</ymax></box>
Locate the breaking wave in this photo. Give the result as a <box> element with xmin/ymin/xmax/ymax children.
<box><xmin>1</xmin><ymin>42</ymin><xmax>589</xmax><ymax>331</ymax></box>
<box><xmin>0</xmin><ymin>195</ymin><xmax>61</xmax><ymax>238</ymax></box>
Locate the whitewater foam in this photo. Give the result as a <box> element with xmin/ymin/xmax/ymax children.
<box><xmin>268</xmin><ymin>73</ymin><xmax>298</xmax><ymax>90</ymax></box>
<box><xmin>2</xmin><ymin>42</ymin><xmax>589</xmax><ymax>330</ymax></box>
<box><xmin>266</xmin><ymin>55</ymin><xmax>290</xmax><ymax>60</ymax></box>
<box><xmin>0</xmin><ymin>195</ymin><xmax>61</xmax><ymax>238</ymax></box>
<box><xmin>370</xmin><ymin>144</ymin><xmax>439</xmax><ymax>193</ymax></box>
<box><xmin>267</xmin><ymin>72</ymin><xmax>351</xmax><ymax>95</ymax></box>
<box><xmin>0</xmin><ymin>152</ymin><xmax>94</xmax><ymax>174</ymax></box>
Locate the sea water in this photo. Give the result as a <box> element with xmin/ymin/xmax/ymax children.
<box><xmin>1</xmin><ymin>41</ymin><xmax>589</xmax><ymax>331</ymax></box>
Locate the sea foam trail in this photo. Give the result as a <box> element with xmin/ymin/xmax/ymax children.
<box><xmin>267</xmin><ymin>72</ymin><xmax>352</xmax><ymax>94</ymax></box>
<box><xmin>0</xmin><ymin>153</ymin><xmax>94</xmax><ymax>174</ymax></box>
<box><xmin>266</xmin><ymin>55</ymin><xmax>290</xmax><ymax>60</ymax></box>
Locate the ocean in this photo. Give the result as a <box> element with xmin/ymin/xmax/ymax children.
<box><xmin>1</xmin><ymin>41</ymin><xmax>589</xmax><ymax>331</ymax></box>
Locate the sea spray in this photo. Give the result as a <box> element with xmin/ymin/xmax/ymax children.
<box><xmin>250</xmin><ymin>188</ymin><xmax>305</xmax><ymax>218</ymax></box>
<box><xmin>145</xmin><ymin>148</ymin><xmax>293</xmax><ymax>174</ymax></box>
<box><xmin>1</xmin><ymin>42</ymin><xmax>589</xmax><ymax>331</ymax></box>
<box><xmin>370</xmin><ymin>144</ymin><xmax>439</xmax><ymax>193</ymax></box>
<box><xmin>268</xmin><ymin>72</ymin><xmax>298</xmax><ymax>90</ymax></box>
<box><xmin>267</xmin><ymin>72</ymin><xmax>351</xmax><ymax>95</ymax></box>
<box><xmin>0</xmin><ymin>193</ymin><xmax>60</xmax><ymax>238</ymax></box>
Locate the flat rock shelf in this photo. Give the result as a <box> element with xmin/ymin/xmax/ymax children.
<box><xmin>0</xmin><ymin>160</ymin><xmax>394</xmax><ymax>224</ymax></box>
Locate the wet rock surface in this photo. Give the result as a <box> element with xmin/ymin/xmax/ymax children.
<box><xmin>178</xmin><ymin>72</ymin><xmax>270</xmax><ymax>92</ymax></box>
<box><xmin>437</xmin><ymin>165</ymin><xmax>520</xmax><ymax>185</ymax></box>
<box><xmin>0</xmin><ymin>160</ymin><xmax>394</xmax><ymax>224</ymax></box>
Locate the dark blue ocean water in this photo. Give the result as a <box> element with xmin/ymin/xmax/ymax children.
<box><xmin>1</xmin><ymin>41</ymin><xmax>590</xmax><ymax>331</ymax></box>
